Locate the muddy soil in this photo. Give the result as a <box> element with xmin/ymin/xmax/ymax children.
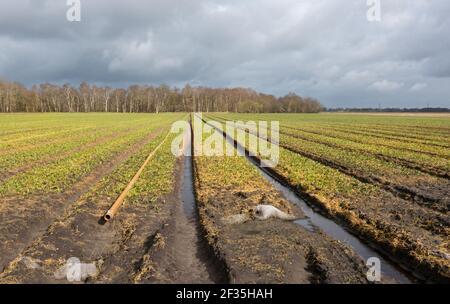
<box><xmin>0</xmin><ymin>151</ymin><xmax>225</xmax><ymax>284</ymax></box>
<box><xmin>194</xmin><ymin>168</ymin><xmax>369</xmax><ymax>284</ymax></box>
<box><xmin>0</xmin><ymin>155</ymin><xmax>172</xmax><ymax>284</ymax></box>
<box><xmin>128</xmin><ymin>157</ymin><xmax>226</xmax><ymax>284</ymax></box>
<box><xmin>265</xmin><ymin>166</ymin><xmax>450</xmax><ymax>282</ymax></box>
<box><xmin>0</xmin><ymin>130</ymin><xmax>163</xmax><ymax>273</ymax></box>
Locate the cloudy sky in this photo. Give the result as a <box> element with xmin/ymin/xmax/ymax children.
<box><xmin>0</xmin><ymin>0</ymin><xmax>449</xmax><ymax>108</ymax></box>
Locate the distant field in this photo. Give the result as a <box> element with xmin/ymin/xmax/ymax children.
<box><xmin>0</xmin><ymin>112</ymin><xmax>448</xmax><ymax>283</ymax></box>
<box><xmin>330</xmin><ymin>112</ymin><xmax>450</xmax><ymax>118</ymax></box>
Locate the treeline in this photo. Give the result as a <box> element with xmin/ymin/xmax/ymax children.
<box><xmin>328</xmin><ymin>107</ymin><xmax>450</xmax><ymax>113</ymax></box>
<box><xmin>0</xmin><ymin>79</ymin><xmax>323</xmax><ymax>113</ymax></box>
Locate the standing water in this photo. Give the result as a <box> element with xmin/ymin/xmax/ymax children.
<box><xmin>258</xmin><ymin>167</ymin><xmax>414</xmax><ymax>284</ymax></box>
<box><xmin>176</xmin><ymin>124</ymin><xmax>228</xmax><ymax>283</ymax></box>
<box><xmin>201</xmin><ymin>116</ymin><xmax>415</xmax><ymax>284</ymax></box>
<box><xmin>181</xmin><ymin>126</ymin><xmax>196</xmax><ymax>218</ymax></box>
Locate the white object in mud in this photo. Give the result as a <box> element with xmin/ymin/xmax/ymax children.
<box><xmin>54</xmin><ymin>257</ymin><xmax>98</xmax><ymax>282</ymax></box>
<box><xmin>254</xmin><ymin>205</ymin><xmax>296</xmax><ymax>221</ymax></box>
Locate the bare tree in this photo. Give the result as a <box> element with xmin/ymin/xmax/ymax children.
<box><xmin>0</xmin><ymin>78</ymin><xmax>324</xmax><ymax>113</ymax></box>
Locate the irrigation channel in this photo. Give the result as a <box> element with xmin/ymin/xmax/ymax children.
<box><xmin>166</xmin><ymin>125</ymin><xmax>227</xmax><ymax>283</ymax></box>
<box><xmin>197</xmin><ymin>115</ymin><xmax>415</xmax><ymax>284</ymax></box>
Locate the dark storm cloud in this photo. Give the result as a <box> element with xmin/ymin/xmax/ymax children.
<box><xmin>0</xmin><ymin>0</ymin><xmax>449</xmax><ymax>107</ymax></box>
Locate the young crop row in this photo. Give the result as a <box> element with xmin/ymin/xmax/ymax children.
<box><xmin>288</xmin><ymin>121</ymin><xmax>450</xmax><ymax>139</ymax></box>
<box><xmin>0</xmin><ymin>117</ymin><xmax>168</xmax><ymax>173</ymax></box>
<box><xmin>211</xmin><ymin>113</ymin><xmax>450</xmax><ymax>178</ymax></box>
<box><xmin>294</xmin><ymin>123</ymin><xmax>450</xmax><ymax>147</ymax></box>
<box><xmin>0</xmin><ymin>113</ymin><xmax>157</xmax><ymax>132</ymax></box>
<box><xmin>280</xmin><ymin>124</ymin><xmax>450</xmax><ymax>159</ymax></box>
<box><xmin>108</xmin><ymin>113</ymin><xmax>189</xmax><ymax>203</ymax></box>
<box><xmin>209</xmin><ymin>116</ymin><xmax>450</xmax><ymax>282</ymax></box>
<box><xmin>224</xmin><ymin>113</ymin><xmax>450</xmax><ymax>142</ymax></box>
<box><xmin>279</xmin><ymin>133</ymin><xmax>450</xmax><ymax>210</ymax></box>
<box><xmin>279</xmin><ymin>126</ymin><xmax>450</xmax><ymax>177</ymax></box>
<box><xmin>193</xmin><ymin>120</ymin><xmax>368</xmax><ymax>283</ymax></box>
<box><xmin>93</xmin><ymin>130</ymin><xmax>180</xmax><ymax>208</ymax></box>
<box><xmin>214</xmin><ymin>113</ymin><xmax>450</xmax><ymax>162</ymax></box>
<box><xmin>0</xmin><ymin>114</ymin><xmax>85</xmax><ymax>134</ymax></box>
<box><xmin>0</xmin><ymin>126</ymin><xmax>96</xmax><ymax>151</ymax></box>
<box><xmin>0</xmin><ymin>124</ymin><xmax>70</xmax><ymax>138</ymax></box>
<box><xmin>0</xmin><ymin>115</ymin><xmax>168</xmax><ymax>157</ymax></box>
<box><xmin>124</xmin><ymin>130</ymin><xmax>181</xmax><ymax>205</ymax></box>
<box><xmin>247</xmin><ymin>113</ymin><xmax>450</xmax><ymax>133</ymax></box>
<box><xmin>209</xmin><ymin>113</ymin><xmax>450</xmax><ymax>152</ymax></box>
<box><xmin>207</xmin><ymin>115</ymin><xmax>449</xmax><ymax>211</ymax></box>
<box><xmin>0</xmin><ymin>115</ymin><xmax>117</xmax><ymax>141</ymax></box>
<box><xmin>345</xmin><ymin>122</ymin><xmax>450</xmax><ymax>136</ymax></box>
<box><xmin>0</xmin><ymin>126</ymin><xmax>119</xmax><ymax>174</ymax></box>
<box><xmin>0</xmin><ymin>114</ymin><xmax>166</xmax><ymax>149</ymax></box>
<box><xmin>0</xmin><ymin>114</ymin><xmax>183</xmax><ymax>195</ymax></box>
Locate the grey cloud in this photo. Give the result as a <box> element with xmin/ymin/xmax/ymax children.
<box><xmin>0</xmin><ymin>0</ymin><xmax>449</xmax><ymax>107</ymax></box>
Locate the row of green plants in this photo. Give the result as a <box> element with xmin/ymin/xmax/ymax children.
<box><xmin>222</xmin><ymin>113</ymin><xmax>450</xmax><ymax>142</ymax></box>
<box><xmin>209</xmin><ymin>114</ymin><xmax>449</xmax><ymax>281</ymax></box>
<box><xmin>0</xmin><ymin>127</ymin><xmax>118</xmax><ymax>172</ymax></box>
<box><xmin>0</xmin><ymin>114</ymin><xmax>165</xmax><ymax>147</ymax></box>
<box><xmin>0</xmin><ymin>117</ymin><xmax>170</xmax><ymax>172</ymax></box>
<box><xmin>292</xmin><ymin>122</ymin><xmax>450</xmax><ymax>147</ymax></box>
<box><xmin>208</xmin><ymin>114</ymin><xmax>449</xmax><ymax>200</ymax></box>
<box><xmin>280</xmin><ymin>123</ymin><xmax>450</xmax><ymax>159</ymax></box>
<box><xmin>0</xmin><ymin>114</ymin><xmax>183</xmax><ymax>195</ymax></box>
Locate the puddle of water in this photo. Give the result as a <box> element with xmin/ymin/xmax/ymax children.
<box><xmin>179</xmin><ymin>123</ymin><xmax>230</xmax><ymax>284</ymax></box>
<box><xmin>294</xmin><ymin>219</ymin><xmax>316</xmax><ymax>233</ymax></box>
<box><xmin>260</xmin><ymin>169</ymin><xmax>413</xmax><ymax>284</ymax></box>
<box><xmin>201</xmin><ymin>116</ymin><xmax>414</xmax><ymax>284</ymax></box>
<box><xmin>181</xmin><ymin>126</ymin><xmax>196</xmax><ymax>218</ymax></box>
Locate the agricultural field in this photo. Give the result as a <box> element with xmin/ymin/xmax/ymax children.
<box><xmin>0</xmin><ymin>112</ymin><xmax>448</xmax><ymax>284</ymax></box>
<box><xmin>205</xmin><ymin>113</ymin><xmax>450</xmax><ymax>282</ymax></box>
<box><xmin>0</xmin><ymin>113</ymin><xmax>187</xmax><ymax>283</ymax></box>
<box><xmin>193</xmin><ymin>127</ymin><xmax>368</xmax><ymax>283</ymax></box>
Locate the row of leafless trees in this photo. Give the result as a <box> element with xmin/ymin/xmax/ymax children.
<box><xmin>0</xmin><ymin>79</ymin><xmax>324</xmax><ymax>113</ymax></box>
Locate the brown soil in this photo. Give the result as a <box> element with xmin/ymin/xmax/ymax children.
<box><xmin>194</xmin><ymin>161</ymin><xmax>369</xmax><ymax>284</ymax></box>
<box><xmin>0</xmin><ymin>129</ymin><xmax>163</xmax><ymax>274</ymax></box>
<box><xmin>128</xmin><ymin>158</ymin><xmax>226</xmax><ymax>284</ymax></box>
<box><xmin>279</xmin><ymin>143</ymin><xmax>449</xmax><ymax>213</ymax></box>
<box><xmin>0</xmin><ymin>154</ymin><xmax>226</xmax><ymax>284</ymax></box>
<box><xmin>264</xmin><ymin>166</ymin><xmax>450</xmax><ymax>283</ymax></box>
